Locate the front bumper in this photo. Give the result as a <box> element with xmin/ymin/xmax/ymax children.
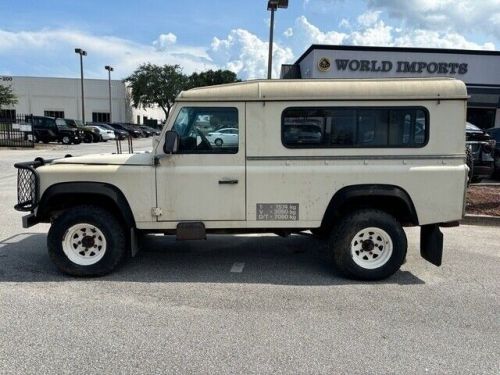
<box><xmin>21</xmin><ymin>213</ymin><xmax>40</xmax><ymax>228</ymax></box>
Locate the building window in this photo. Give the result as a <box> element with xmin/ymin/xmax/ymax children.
<box><xmin>44</xmin><ymin>110</ymin><xmax>64</xmax><ymax>118</ymax></box>
<box><xmin>282</xmin><ymin>107</ymin><xmax>428</xmax><ymax>148</ymax></box>
<box><xmin>92</xmin><ymin>112</ymin><xmax>110</xmax><ymax>123</ymax></box>
<box><xmin>172</xmin><ymin>107</ymin><xmax>239</xmax><ymax>154</ymax></box>
<box><xmin>0</xmin><ymin>109</ymin><xmax>16</xmax><ymax>121</ymax></box>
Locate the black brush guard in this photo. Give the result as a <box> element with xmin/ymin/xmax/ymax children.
<box><xmin>14</xmin><ymin>158</ymin><xmax>55</xmax><ymax>212</ymax></box>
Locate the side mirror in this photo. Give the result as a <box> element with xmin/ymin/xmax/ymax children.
<box><xmin>163</xmin><ymin>130</ymin><xmax>180</xmax><ymax>154</ymax></box>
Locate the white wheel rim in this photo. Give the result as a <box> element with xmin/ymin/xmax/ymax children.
<box><xmin>62</xmin><ymin>223</ymin><xmax>107</xmax><ymax>266</ymax></box>
<box><xmin>350</xmin><ymin>227</ymin><xmax>393</xmax><ymax>270</ymax></box>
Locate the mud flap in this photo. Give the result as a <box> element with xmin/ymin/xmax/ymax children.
<box><xmin>130</xmin><ymin>228</ymin><xmax>139</xmax><ymax>257</ymax></box>
<box><xmin>420</xmin><ymin>224</ymin><xmax>443</xmax><ymax>266</ymax></box>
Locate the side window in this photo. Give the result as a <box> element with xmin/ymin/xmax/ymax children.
<box><xmin>282</xmin><ymin>108</ymin><xmax>326</xmax><ymax>146</ymax></box>
<box><xmin>282</xmin><ymin>107</ymin><xmax>428</xmax><ymax>148</ymax></box>
<box><xmin>172</xmin><ymin>107</ymin><xmax>239</xmax><ymax>154</ymax></box>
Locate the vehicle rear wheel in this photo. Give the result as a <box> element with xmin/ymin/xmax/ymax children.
<box><xmin>329</xmin><ymin>209</ymin><xmax>407</xmax><ymax>280</ymax></box>
<box><xmin>47</xmin><ymin>205</ymin><xmax>127</xmax><ymax>276</ymax></box>
<box><xmin>62</xmin><ymin>136</ymin><xmax>71</xmax><ymax>144</ymax></box>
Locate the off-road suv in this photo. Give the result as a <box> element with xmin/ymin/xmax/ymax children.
<box><xmin>14</xmin><ymin>78</ymin><xmax>469</xmax><ymax>280</ymax></box>
<box><xmin>32</xmin><ymin>116</ymin><xmax>81</xmax><ymax>144</ymax></box>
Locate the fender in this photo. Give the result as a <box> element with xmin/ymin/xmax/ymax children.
<box><xmin>322</xmin><ymin>184</ymin><xmax>419</xmax><ymax>227</ymax></box>
<box><xmin>37</xmin><ymin>182</ymin><xmax>136</xmax><ymax>228</ymax></box>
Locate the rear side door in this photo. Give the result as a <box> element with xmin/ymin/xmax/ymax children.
<box><xmin>156</xmin><ymin>104</ymin><xmax>246</xmax><ymax>222</ymax></box>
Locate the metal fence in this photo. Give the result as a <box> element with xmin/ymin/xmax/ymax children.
<box><xmin>0</xmin><ymin>114</ymin><xmax>34</xmax><ymax>148</ymax></box>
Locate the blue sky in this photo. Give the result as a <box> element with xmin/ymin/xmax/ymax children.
<box><xmin>0</xmin><ymin>0</ymin><xmax>498</xmax><ymax>80</ymax></box>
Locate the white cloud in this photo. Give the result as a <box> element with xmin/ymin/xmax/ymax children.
<box><xmin>209</xmin><ymin>29</ymin><xmax>294</xmax><ymax>79</ymax></box>
<box><xmin>366</xmin><ymin>0</ymin><xmax>500</xmax><ymax>39</ymax></box>
<box><xmin>281</xmin><ymin>13</ymin><xmax>496</xmax><ymax>52</ymax></box>
<box><xmin>0</xmin><ymin>28</ymin><xmax>214</xmax><ymax>79</ymax></box>
<box><xmin>152</xmin><ymin>33</ymin><xmax>177</xmax><ymax>51</ymax></box>
<box><xmin>289</xmin><ymin>16</ymin><xmax>347</xmax><ymax>46</ymax></box>
<box><xmin>357</xmin><ymin>10</ymin><xmax>382</xmax><ymax>27</ymax></box>
<box><xmin>0</xmin><ymin>3</ymin><xmax>497</xmax><ymax>83</ymax></box>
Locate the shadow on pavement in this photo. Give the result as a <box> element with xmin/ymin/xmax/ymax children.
<box><xmin>0</xmin><ymin>233</ymin><xmax>424</xmax><ymax>286</ymax></box>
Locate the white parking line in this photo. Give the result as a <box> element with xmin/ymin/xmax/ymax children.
<box><xmin>230</xmin><ymin>262</ymin><xmax>245</xmax><ymax>273</ymax></box>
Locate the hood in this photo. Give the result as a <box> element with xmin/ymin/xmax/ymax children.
<box><xmin>51</xmin><ymin>152</ymin><xmax>153</xmax><ymax>166</ymax></box>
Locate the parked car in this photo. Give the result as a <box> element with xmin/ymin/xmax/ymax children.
<box><xmin>465</xmin><ymin>122</ymin><xmax>495</xmax><ymax>182</ymax></box>
<box><xmin>31</xmin><ymin>116</ymin><xmax>81</xmax><ymax>144</ymax></box>
<box><xmin>108</xmin><ymin>123</ymin><xmax>143</xmax><ymax>138</ymax></box>
<box><xmin>86</xmin><ymin>124</ymin><xmax>116</xmax><ymax>141</ymax></box>
<box><xmin>65</xmin><ymin>119</ymin><xmax>101</xmax><ymax>143</ymax></box>
<box><xmin>139</xmin><ymin>125</ymin><xmax>160</xmax><ymax>137</ymax></box>
<box><xmin>101</xmin><ymin>123</ymin><xmax>128</xmax><ymax>140</ymax></box>
<box><xmin>485</xmin><ymin>127</ymin><xmax>500</xmax><ymax>178</ymax></box>
<box><xmin>206</xmin><ymin>128</ymin><xmax>239</xmax><ymax>147</ymax></box>
<box><xmin>14</xmin><ymin>78</ymin><xmax>469</xmax><ymax>281</ymax></box>
<box><xmin>283</xmin><ymin>124</ymin><xmax>323</xmax><ymax>145</ymax></box>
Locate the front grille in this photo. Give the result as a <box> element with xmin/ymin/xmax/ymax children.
<box><xmin>14</xmin><ymin>161</ymin><xmax>41</xmax><ymax>211</ymax></box>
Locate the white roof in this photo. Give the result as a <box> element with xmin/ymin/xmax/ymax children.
<box><xmin>177</xmin><ymin>78</ymin><xmax>468</xmax><ymax>102</ymax></box>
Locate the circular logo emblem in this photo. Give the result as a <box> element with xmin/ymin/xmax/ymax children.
<box><xmin>318</xmin><ymin>57</ymin><xmax>331</xmax><ymax>72</ymax></box>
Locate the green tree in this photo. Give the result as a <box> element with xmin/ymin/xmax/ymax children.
<box><xmin>0</xmin><ymin>84</ymin><xmax>17</xmax><ymax>109</ymax></box>
<box><xmin>124</xmin><ymin>63</ymin><xmax>187</xmax><ymax>118</ymax></box>
<box><xmin>187</xmin><ymin>69</ymin><xmax>240</xmax><ymax>89</ymax></box>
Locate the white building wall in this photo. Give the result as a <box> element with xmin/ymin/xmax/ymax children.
<box><xmin>2</xmin><ymin>76</ymin><xmax>166</xmax><ymax>124</ymax></box>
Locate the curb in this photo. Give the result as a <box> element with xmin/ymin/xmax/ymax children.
<box><xmin>461</xmin><ymin>214</ymin><xmax>500</xmax><ymax>226</ymax></box>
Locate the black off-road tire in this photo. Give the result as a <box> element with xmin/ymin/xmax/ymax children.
<box><xmin>329</xmin><ymin>209</ymin><xmax>407</xmax><ymax>281</ymax></box>
<box><xmin>47</xmin><ymin>205</ymin><xmax>127</xmax><ymax>277</ymax></box>
<box><xmin>310</xmin><ymin>227</ymin><xmax>329</xmax><ymax>239</ymax></box>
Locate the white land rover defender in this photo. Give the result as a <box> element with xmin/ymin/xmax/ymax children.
<box><xmin>14</xmin><ymin>78</ymin><xmax>469</xmax><ymax>280</ymax></box>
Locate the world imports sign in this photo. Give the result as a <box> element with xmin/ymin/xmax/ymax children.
<box><xmin>319</xmin><ymin>58</ymin><xmax>468</xmax><ymax>75</ymax></box>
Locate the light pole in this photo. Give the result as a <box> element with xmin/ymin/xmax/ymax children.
<box><xmin>105</xmin><ymin>65</ymin><xmax>114</xmax><ymax>123</ymax></box>
<box><xmin>267</xmin><ymin>0</ymin><xmax>288</xmax><ymax>79</ymax></box>
<box><xmin>74</xmin><ymin>48</ymin><xmax>87</xmax><ymax>124</ymax></box>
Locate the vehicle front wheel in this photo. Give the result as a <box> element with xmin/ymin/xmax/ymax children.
<box><xmin>47</xmin><ymin>205</ymin><xmax>127</xmax><ymax>276</ymax></box>
<box><xmin>61</xmin><ymin>136</ymin><xmax>71</xmax><ymax>144</ymax></box>
<box><xmin>329</xmin><ymin>209</ymin><xmax>407</xmax><ymax>281</ymax></box>
<box><xmin>215</xmin><ymin>138</ymin><xmax>223</xmax><ymax>147</ymax></box>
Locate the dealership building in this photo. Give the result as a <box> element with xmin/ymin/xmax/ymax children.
<box><xmin>0</xmin><ymin>76</ymin><xmax>165</xmax><ymax>124</ymax></box>
<box><xmin>281</xmin><ymin>45</ymin><xmax>500</xmax><ymax>129</ymax></box>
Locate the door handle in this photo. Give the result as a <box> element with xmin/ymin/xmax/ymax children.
<box><xmin>219</xmin><ymin>179</ymin><xmax>238</xmax><ymax>185</ymax></box>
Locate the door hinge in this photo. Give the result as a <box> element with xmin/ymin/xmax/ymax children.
<box><xmin>151</xmin><ymin>207</ymin><xmax>163</xmax><ymax>217</ymax></box>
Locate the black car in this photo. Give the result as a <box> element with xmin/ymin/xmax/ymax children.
<box><xmin>465</xmin><ymin>122</ymin><xmax>495</xmax><ymax>182</ymax></box>
<box><xmin>108</xmin><ymin>123</ymin><xmax>143</xmax><ymax>138</ymax></box>
<box><xmin>486</xmin><ymin>127</ymin><xmax>500</xmax><ymax>178</ymax></box>
<box><xmin>64</xmin><ymin>119</ymin><xmax>101</xmax><ymax>143</ymax></box>
<box><xmin>140</xmin><ymin>125</ymin><xmax>161</xmax><ymax>136</ymax></box>
<box><xmin>31</xmin><ymin>116</ymin><xmax>81</xmax><ymax>144</ymax></box>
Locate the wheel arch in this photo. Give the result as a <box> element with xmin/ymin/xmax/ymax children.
<box><xmin>320</xmin><ymin>184</ymin><xmax>419</xmax><ymax>231</ymax></box>
<box><xmin>37</xmin><ymin>182</ymin><xmax>136</xmax><ymax>229</ymax></box>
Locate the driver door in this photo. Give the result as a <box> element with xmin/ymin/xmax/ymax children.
<box><xmin>156</xmin><ymin>103</ymin><xmax>246</xmax><ymax>222</ymax></box>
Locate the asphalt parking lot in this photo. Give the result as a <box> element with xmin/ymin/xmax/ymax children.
<box><xmin>0</xmin><ymin>140</ymin><xmax>499</xmax><ymax>374</ymax></box>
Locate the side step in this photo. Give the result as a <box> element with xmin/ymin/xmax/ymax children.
<box><xmin>176</xmin><ymin>222</ymin><xmax>207</xmax><ymax>240</ymax></box>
